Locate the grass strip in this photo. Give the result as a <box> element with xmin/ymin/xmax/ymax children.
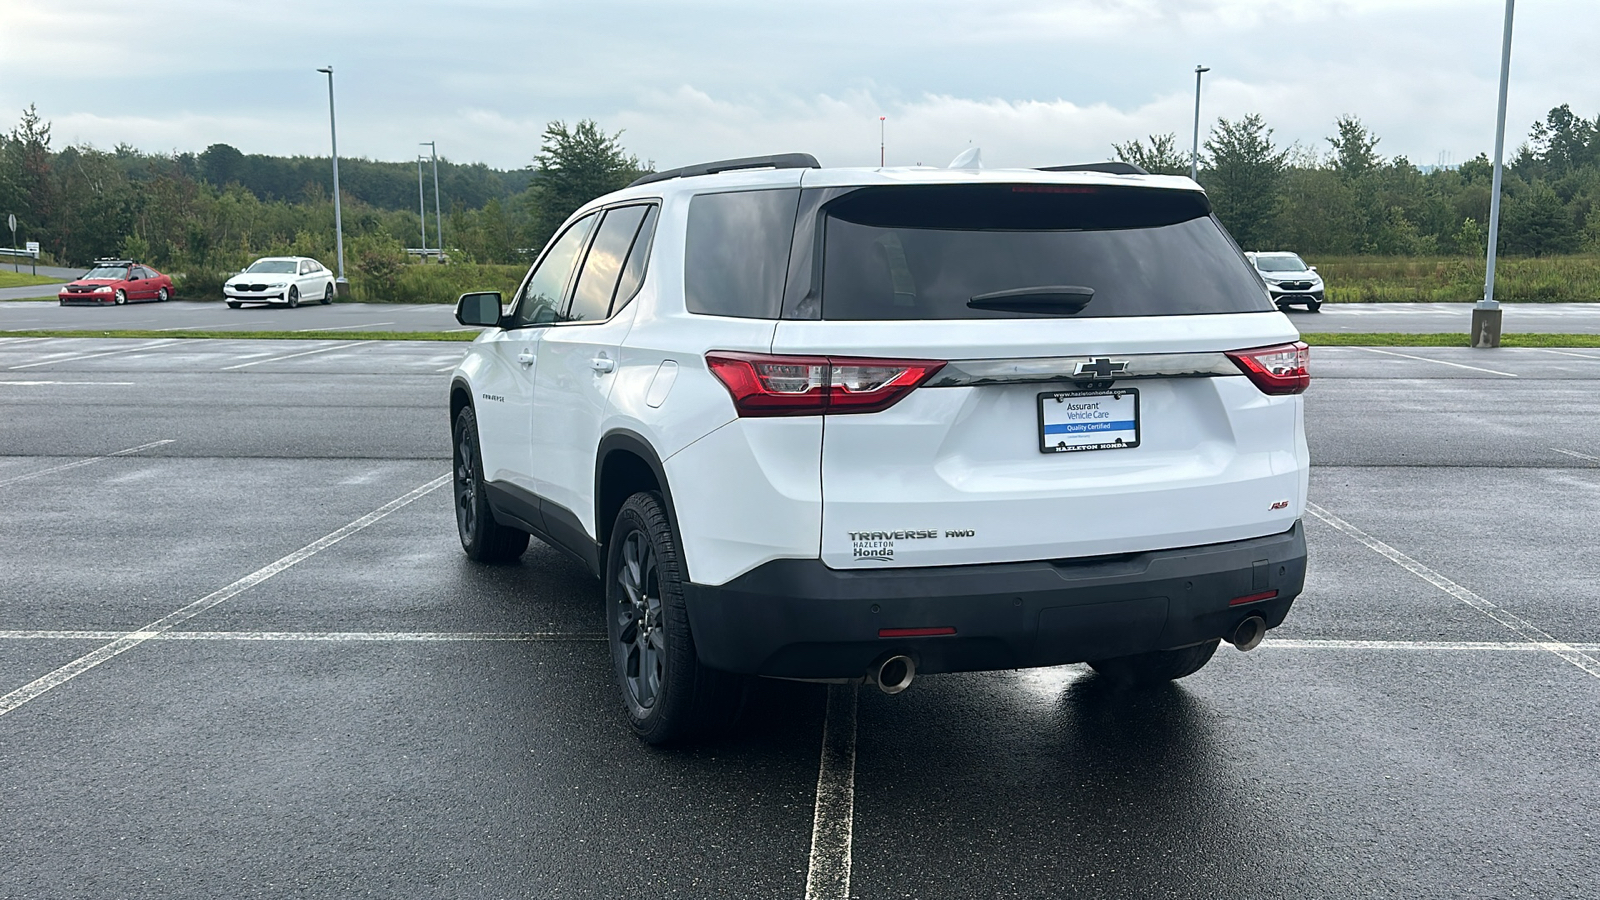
<box><xmin>0</xmin><ymin>329</ymin><xmax>479</xmax><ymax>342</ymax></box>
<box><xmin>1300</xmin><ymin>332</ymin><xmax>1600</xmax><ymax>347</ymax></box>
<box><xmin>0</xmin><ymin>272</ymin><xmax>63</xmax><ymax>289</ymax></box>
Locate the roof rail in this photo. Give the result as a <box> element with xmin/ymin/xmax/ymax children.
<box><xmin>628</xmin><ymin>153</ymin><xmax>821</xmax><ymax>187</ymax></box>
<box><xmin>1035</xmin><ymin>161</ymin><xmax>1150</xmax><ymax>176</ymax></box>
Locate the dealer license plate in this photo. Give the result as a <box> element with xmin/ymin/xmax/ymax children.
<box><xmin>1038</xmin><ymin>389</ymin><xmax>1140</xmax><ymax>453</ymax></box>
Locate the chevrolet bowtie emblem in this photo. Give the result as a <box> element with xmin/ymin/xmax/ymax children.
<box><xmin>1073</xmin><ymin>357</ymin><xmax>1129</xmax><ymax>378</ymax></box>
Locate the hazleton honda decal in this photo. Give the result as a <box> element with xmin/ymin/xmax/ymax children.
<box><xmin>847</xmin><ymin>529</ymin><xmax>973</xmax><ymax>561</ymax></box>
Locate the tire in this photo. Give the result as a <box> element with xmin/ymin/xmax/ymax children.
<box><xmin>114</xmin><ymin>289</ymin><xmax>127</xmax><ymax>306</ymax></box>
<box><xmin>1088</xmin><ymin>639</ymin><xmax>1220</xmax><ymax>687</ymax></box>
<box><xmin>157</xmin><ymin>287</ymin><xmax>169</xmax><ymax>302</ymax></box>
<box><xmin>1307</xmin><ymin>299</ymin><xmax>1322</xmax><ymax>312</ymax></box>
<box><xmin>287</xmin><ymin>286</ymin><xmax>300</xmax><ymax>308</ymax></box>
<box><xmin>321</xmin><ymin>284</ymin><xmax>334</xmax><ymax>305</ymax></box>
<box><xmin>607</xmin><ymin>491</ymin><xmax>744</xmax><ymax>744</ymax></box>
<box><xmin>226</xmin><ymin>301</ymin><xmax>242</xmax><ymax>309</ymax></box>
<box><xmin>451</xmin><ymin>406</ymin><xmax>529</xmax><ymax>563</ymax></box>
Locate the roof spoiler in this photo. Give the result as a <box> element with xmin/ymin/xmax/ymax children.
<box><xmin>629</xmin><ymin>153</ymin><xmax>821</xmax><ymax>187</ymax></box>
<box><xmin>1035</xmin><ymin>162</ymin><xmax>1150</xmax><ymax>176</ymax></box>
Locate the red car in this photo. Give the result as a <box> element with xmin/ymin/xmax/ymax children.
<box><xmin>58</xmin><ymin>260</ymin><xmax>175</xmax><ymax>306</ymax></box>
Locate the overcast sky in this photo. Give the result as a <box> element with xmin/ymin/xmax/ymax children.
<box><xmin>3</xmin><ymin>0</ymin><xmax>1597</xmax><ymax>172</ymax></box>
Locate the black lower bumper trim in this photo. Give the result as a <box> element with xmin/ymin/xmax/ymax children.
<box><xmin>683</xmin><ymin>524</ymin><xmax>1307</xmax><ymax>678</ymax></box>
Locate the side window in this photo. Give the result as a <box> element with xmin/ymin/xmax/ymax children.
<box><xmin>566</xmin><ymin>205</ymin><xmax>650</xmax><ymax>324</ymax></box>
<box><xmin>509</xmin><ymin>213</ymin><xmax>598</xmax><ymax>327</ymax></box>
<box><xmin>135</xmin><ymin>267</ymin><xmax>152</xmax><ymax>280</ymax></box>
<box><xmin>611</xmin><ymin>205</ymin><xmax>659</xmax><ymax>316</ymax></box>
<box><xmin>684</xmin><ymin>188</ymin><xmax>800</xmax><ymax>318</ymax></box>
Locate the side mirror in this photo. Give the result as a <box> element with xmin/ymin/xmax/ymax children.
<box><xmin>1308</xmin><ymin>266</ymin><xmax>1318</xmax><ymax>272</ymax></box>
<box><xmin>456</xmin><ymin>291</ymin><xmax>504</xmax><ymax>327</ymax></box>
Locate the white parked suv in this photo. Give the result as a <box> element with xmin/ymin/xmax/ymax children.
<box><xmin>447</xmin><ymin>154</ymin><xmax>1310</xmax><ymax>743</ymax></box>
<box><xmin>1246</xmin><ymin>251</ymin><xmax>1325</xmax><ymax>312</ymax></box>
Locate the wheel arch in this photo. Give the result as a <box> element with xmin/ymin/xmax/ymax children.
<box><xmin>449</xmin><ymin>376</ymin><xmax>474</xmax><ymax>427</ymax></box>
<box><xmin>595</xmin><ymin>430</ymin><xmax>685</xmax><ymax>579</ymax></box>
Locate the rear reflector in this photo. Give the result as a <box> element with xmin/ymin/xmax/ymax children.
<box><xmin>1226</xmin><ymin>342</ymin><xmax>1310</xmax><ymax>395</ymax></box>
<box><xmin>1229</xmin><ymin>590</ymin><xmax>1279</xmax><ymax>607</ymax></box>
<box><xmin>878</xmin><ymin>626</ymin><xmax>957</xmax><ymax>638</ymax></box>
<box><xmin>706</xmin><ymin>351</ymin><xmax>945</xmax><ymax>417</ymax></box>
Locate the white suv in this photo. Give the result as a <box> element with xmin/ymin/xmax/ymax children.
<box><xmin>1246</xmin><ymin>251</ymin><xmax>1325</xmax><ymax>312</ymax></box>
<box><xmin>447</xmin><ymin>155</ymin><xmax>1310</xmax><ymax>743</ymax></box>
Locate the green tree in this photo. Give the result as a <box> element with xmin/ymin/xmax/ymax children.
<box><xmin>9</xmin><ymin>104</ymin><xmax>57</xmax><ymax>255</ymax></box>
<box><xmin>526</xmin><ymin>119</ymin><xmax>646</xmax><ymax>247</ymax></box>
<box><xmin>1110</xmin><ymin>133</ymin><xmax>1189</xmax><ymax>176</ymax></box>
<box><xmin>1500</xmin><ymin>180</ymin><xmax>1580</xmax><ymax>255</ymax></box>
<box><xmin>1202</xmin><ymin>114</ymin><xmax>1288</xmax><ymax>249</ymax></box>
<box><xmin>1328</xmin><ymin>115</ymin><xmax>1382</xmax><ymax>178</ymax></box>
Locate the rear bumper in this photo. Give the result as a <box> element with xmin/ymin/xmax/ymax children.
<box><xmin>683</xmin><ymin>522</ymin><xmax>1306</xmax><ymax>678</ymax></box>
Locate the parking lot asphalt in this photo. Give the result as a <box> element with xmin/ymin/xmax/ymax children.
<box><xmin>10</xmin><ymin>298</ymin><xmax>1600</xmax><ymax>334</ymax></box>
<box><xmin>2</xmin><ymin>338</ymin><xmax>1599</xmax><ymax>899</ymax></box>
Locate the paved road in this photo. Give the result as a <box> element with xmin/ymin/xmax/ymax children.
<box><xmin>0</xmin><ymin>264</ymin><xmax>84</xmax><ymax>301</ymax></box>
<box><xmin>9</xmin><ymin>298</ymin><xmax>1600</xmax><ymax>334</ymax></box>
<box><xmin>2</xmin><ymin>338</ymin><xmax>1599</xmax><ymax>898</ymax></box>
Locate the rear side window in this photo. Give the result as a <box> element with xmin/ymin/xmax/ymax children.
<box><xmin>819</xmin><ymin>185</ymin><xmax>1271</xmax><ymax>320</ymax></box>
<box><xmin>684</xmin><ymin>188</ymin><xmax>800</xmax><ymax>318</ymax></box>
<box><xmin>612</xmin><ymin>205</ymin><xmax>659</xmax><ymax>315</ymax></box>
<box><xmin>568</xmin><ymin>204</ymin><xmax>651</xmax><ymax>323</ymax></box>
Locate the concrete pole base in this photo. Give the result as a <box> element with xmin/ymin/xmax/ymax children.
<box><xmin>1471</xmin><ymin>307</ymin><xmax>1503</xmax><ymax>348</ymax></box>
<box><xmin>334</xmin><ymin>278</ymin><xmax>350</xmax><ymax>298</ymax></box>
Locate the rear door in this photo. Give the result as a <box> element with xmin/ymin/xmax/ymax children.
<box><xmin>770</xmin><ymin>182</ymin><xmax>1308</xmax><ymax>569</ymax></box>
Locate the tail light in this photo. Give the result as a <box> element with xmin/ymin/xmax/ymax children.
<box><xmin>1226</xmin><ymin>342</ymin><xmax>1310</xmax><ymax>395</ymax></box>
<box><xmin>706</xmin><ymin>351</ymin><xmax>945</xmax><ymax>417</ymax></box>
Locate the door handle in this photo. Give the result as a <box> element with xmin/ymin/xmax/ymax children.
<box><xmin>590</xmin><ymin>356</ymin><xmax>615</xmax><ymax>373</ymax></box>
<box><xmin>517</xmin><ymin>348</ymin><xmax>535</xmax><ymax>366</ymax></box>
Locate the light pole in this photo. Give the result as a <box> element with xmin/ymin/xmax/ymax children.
<box><xmin>416</xmin><ymin>154</ymin><xmax>428</xmax><ymax>259</ymax></box>
<box><xmin>421</xmin><ymin>141</ymin><xmax>442</xmax><ymax>260</ymax></box>
<box><xmin>879</xmin><ymin>116</ymin><xmax>886</xmax><ymax>167</ymax></box>
<box><xmin>315</xmin><ymin>66</ymin><xmax>346</xmax><ymax>290</ymax></box>
<box><xmin>1190</xmin><ymin>65</ymin><xmax>1210</xmax><ymax>181</ymax></box>
<box><xmin>1475</xmin><ymin>0</ymin><xmax>1515</xmax><ymax>349</ymax></box>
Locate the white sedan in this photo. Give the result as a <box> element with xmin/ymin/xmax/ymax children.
<box><xmin>224</xmin><ymin>257</ymin><xmax>336</xmax><ymax>308</ymax></box>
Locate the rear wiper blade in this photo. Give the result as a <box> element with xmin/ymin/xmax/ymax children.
<box><xmin>967</xmin><ymin>285</ymin><xmax>1094</xmax><ymax>314</ymax></box>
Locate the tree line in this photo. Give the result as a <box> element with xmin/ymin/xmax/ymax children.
<box><xmin>1115</xmin><ymin>104</ymin><xmax>1600</xmax><ymax>257</ymax></box>
<box><xmin>0</xmin><ymin>107</ymin><xmax>645</xmax><ymax>278</ymax></box>
<box><xmin>4</xmin><ymin>101</ymin><xmax>1598</xmax><ymax>282</ymax></box>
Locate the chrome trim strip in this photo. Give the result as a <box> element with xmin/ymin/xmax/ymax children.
<box><xmin>926</xmin><ymin>352</ymin><xmax>1238</xmax><ymax>387</ymax></box>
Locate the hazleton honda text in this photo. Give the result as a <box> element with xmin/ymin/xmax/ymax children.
<box><xmin>446</xmin><ymin>154</ymin><xmax>1311</xmax><ymax>743</ymax></box>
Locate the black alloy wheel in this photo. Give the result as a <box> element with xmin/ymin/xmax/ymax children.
<box><xmin>451</xmin><ymin>406</ymin><xmax>528</xmax><ymax>562</ymax></box>
<box><xmin>322</xmin><ymin>283</ymin><xmax>334</xmax><ymax>304</ymax></box>
<box><xmin>114</xmin><ymin>289</ymin><xmax>127</xmax><ymax>305</ymax></box>
<box><xmin>287</xmin><ymin>286</ymin><xmax>300</xmax><ymax>308</ymax></box>
<box><xmin>606</xmin><ymin>492</ymin><xmax>744</xmax><ymax>744</ymax></box>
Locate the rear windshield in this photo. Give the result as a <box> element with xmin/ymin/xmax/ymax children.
<box><xmin>819</xmin><ymin>184</ymin><xmax>1271</xmax><ymax>320</ymax></box>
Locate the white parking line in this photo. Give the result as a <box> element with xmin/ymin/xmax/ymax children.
<box><xmin>1307</xmin><ymin>501</ymin><xmax>1600</xmax><ymax>679</ymax></box>
<box><xmin>292</xmin><ymin>322</ymin><xmax>395</xmax><ymax>332</ymax></box>
<box><xmin>1550</xmin><ymin>447</ymin><xmax>1600</xmax><ymax>464</ymax></box>
<box><xmin>6</xmin><ymin>339</ymin><xmax>176</xmax><ymax>370</ymax></box>
<box><xmin>0</xmin><ymin>380</ymin><xmax>135</xmax><ymax>386</ymax></box>
<box><xmin>0</xmin><ymin>474</ymin><xmax>448</xmax><ymax>718</ymax></box>
<box><xmin>1262</xmin><ymin>639</ymin><xmax>1600</xmax><ymax>651</ymax></box>
<box><xmin>1355</xmin><ymin>347</ymin><xmax>1519</xmax><ymax>377</ymax></box>
<box><xmin>220</xmin><ymin>341</ymin><xmax>360</xmax><ymax>370</ymax></box>
<box><xmin>804</xmin><ymin>683</ymin><xmax>859</xmax><ymax>900</ymax></box>
<box><xmin>0</xmin><ymin>439</ymin><xmax>174</xmax><ymax>488</ymax></box>
<box><xmin>0</xmin><ymin>630</ymin><xmax>605</xmax><ymax>642</ymax></box>
<box><xmin>1533</xmin><ymin>348</ymin><xmax>1600</xmax><ymax>360</ymax></box>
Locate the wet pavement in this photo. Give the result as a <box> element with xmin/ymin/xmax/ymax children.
<box><xmin>1</xmin><ymin>338</ymin><xmax>1598</xmax><ymax>899</ymax></box>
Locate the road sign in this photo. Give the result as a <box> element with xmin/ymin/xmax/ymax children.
<box><xmin>6</xmin><ymin>213</ymin><xmax>14</xmax><ymax>233</ymax></box>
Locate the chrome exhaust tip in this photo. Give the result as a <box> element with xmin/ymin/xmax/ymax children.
<box><xmin>872</xmin><ymin>655</ymin><xmax>917</xmax><ymax>695</ymax></box>
<box><xmin>1230</xmin><ymin>615</ymin><xmax>1267</xmax><ymax>652</ymax></box>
